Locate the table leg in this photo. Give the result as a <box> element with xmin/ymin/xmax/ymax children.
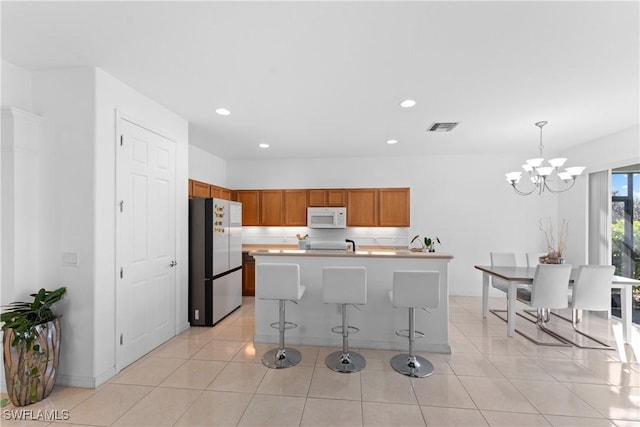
<box><xmin>620</xmin><ymin>285</ymin><xmax>632</xmax><ymax>344</ymax></box>
<box><xmin>507</xmin><ymin>282</ymin><xmax>517</xmax><ymax>337</ymax></box>
<box><xmin>482</xmin><ymin>272</ymin><xmax>489</xmax><ymax>318</ymax></box>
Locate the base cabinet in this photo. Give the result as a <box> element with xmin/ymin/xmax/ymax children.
<box><xmin>242</xmin><ymin>252</ymin><xmax>255</xmax><ymax>296</ymax></box>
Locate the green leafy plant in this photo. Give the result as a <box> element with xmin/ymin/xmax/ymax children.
<box><xmin>410</xmin><ymin>235</ymin><xmax>441</xmax><ymax>252</ymax></box>
<box><xmin>1</xmin><ymin>287</ymin><xmax>66</xmax><ymax>350</ymax></box>
<box><xmin>1</xmin><ymin>287</ymin><xmax>66</xmax><ymax>405</ymax></box>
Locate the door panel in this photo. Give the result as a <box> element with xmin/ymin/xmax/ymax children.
<box><xmin>116</xmin><ymin>117</ymin><xmax>177</xmax><ymax>370</ymax></box>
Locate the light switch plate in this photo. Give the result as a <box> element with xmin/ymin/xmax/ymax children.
<box><xmin>62</xmin><ymin>252</ymin><xmax>79</xmax><ymax>267</ymax></box>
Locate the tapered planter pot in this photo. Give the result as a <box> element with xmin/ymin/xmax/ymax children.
<box><xmin>3</xmin><ymin>318</ymin><xmax>61</xmax><ymax>406</ymax></box>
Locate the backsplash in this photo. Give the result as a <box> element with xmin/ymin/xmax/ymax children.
<box><xmin>242</xmin><ymin>226</ymin><xmax>409</xmax><ymax>248</ymax></box>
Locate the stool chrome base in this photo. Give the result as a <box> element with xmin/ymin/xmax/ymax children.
<box><xmin>262</xmin><ymin>347</ymin><xmax>302</xmax><ymax>369</ymax></box>
<box><xmin>325</xmin><ymin>350</ymin><xmax>366</xmax><ymax>373</ymax></box>
<box><xmin>390</xmin><ymin>354</ymin><xmax>434</xmax><ymax>378</ymax></box>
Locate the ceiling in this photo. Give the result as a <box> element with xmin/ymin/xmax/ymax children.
<box><xmin>2</xmin><ymin>1</ymin><xmax>638</xmax><ymax>160</ymax></box>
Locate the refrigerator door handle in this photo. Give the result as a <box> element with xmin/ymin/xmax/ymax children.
<box><xmin>169</xmin><ymin>260</ymin><xmax>177</xmax><ymax>267</ymax></box>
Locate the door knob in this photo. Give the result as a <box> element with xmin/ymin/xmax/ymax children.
<box><xmin>169</xmin><ymin>260</ymin><xmax>177</xmax><ymax>267</ymax></box>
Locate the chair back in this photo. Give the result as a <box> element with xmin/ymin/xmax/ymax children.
<box><xmin>256</xmin><ymin>263</ymin><xmax>303</xmax><ymax>301</ymax></box>
<box><xmin>526</xmin><ymin>253</ymin><xmax>545</xmax><ymax>268</ymax></box>
<box><xmin>392</xmin><ymin>270</ymin><xmax>440</xmax><ymax>309</ymax></box>
<box><xmin>530</xmin><ymin>264</ymin><xmax>572</xmax><ymax>309</ymax></box>
<box><xmin>570</xmin><ymin>265</ymin><xmax>615</xmax><ymax>311</ymax></box>
<box><xmin>490</xmin><ymin>252</ymin><xmax>517</xmax><ymax>267</ymax></box>
<box><xmin>322</xmin><ymin>266</ymin><xmax>367</xmax><ymax>305</ymax></box>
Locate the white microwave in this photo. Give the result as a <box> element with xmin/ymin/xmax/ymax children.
<box><xmin>307</xmin><ymin>207</ymin><xmax>347</xmax><ymax>228</ymax></box>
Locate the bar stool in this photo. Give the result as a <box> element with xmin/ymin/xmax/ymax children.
<box><xmin>389</xmin><ymin>270</ymin><xmax>440</xmax><ymax>378</ymax></box>
<box><xmin>322</xmin><ymin>266</ymin><xmax>367</xmax><ymax>373</ymax></box>
<box><xmin>256</xmin><ymin>263</ymin><xmax>306</xmax><ymax>369</ymax></box>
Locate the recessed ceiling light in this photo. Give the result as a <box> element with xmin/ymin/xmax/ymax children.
<box><xmin>258</xmin><ymin>143</ymin><xmax>270</xmax><ymax>149</ymax></box>
<box><xmin>215</xmin><ymin>108</ymin><xmax>231</xmax><ymax>116</ymax></box>
<box><xmin>387</xmin><ymin>139</ymin><xmax>398</xmax><ymax>145</ymax></box>
<box><xmin>400</xmin><ymin>99</ymin><xmax>416</xmax><ymax>108</ymax></box>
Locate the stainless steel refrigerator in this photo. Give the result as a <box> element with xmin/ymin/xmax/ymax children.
<box><xmin>189</xmin><ymin>198</ymin><xmax>242</xmax><ymax>325</ymax></box>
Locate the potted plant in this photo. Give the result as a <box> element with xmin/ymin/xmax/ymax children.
<box><xmin>1</xmin><ymin>287</ymin><xmax>66</xmax><ymax>406</ymax></box>
<box><xmin>410</xmin><ymin>235</ymin><xmax>441</xmax><ymax>252</ymax></box>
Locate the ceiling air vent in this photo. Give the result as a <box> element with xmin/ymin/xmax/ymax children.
<box><xmin>428</xmin><ymin>122</ymin><xmax>460</xmax><ymax>132</ymax></box>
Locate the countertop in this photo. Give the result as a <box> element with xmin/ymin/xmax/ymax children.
<box><xmin>247</xmin><ymin>247</ymin><xmax>453</xmax><ymax>260</ymax></box>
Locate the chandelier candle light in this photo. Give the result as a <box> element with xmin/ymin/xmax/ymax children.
<box><xmin>505</xmin><ymin>121</ymin><xmax>585</xmax><ymax>195</ymax></box>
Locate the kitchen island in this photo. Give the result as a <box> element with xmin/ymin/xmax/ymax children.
<box><xmin>250</xmin><ymin>248</ymin><xmax>454</xmax><ymax>353</ymax></box>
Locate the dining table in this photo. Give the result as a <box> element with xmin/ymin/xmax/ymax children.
<box><xmin>475</xmin><ymin>265</ymin><xmax>640</xmax><ymax>344</ymax></box>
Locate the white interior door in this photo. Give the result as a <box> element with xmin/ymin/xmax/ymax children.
<box><xmin>116</xmin><ymin>116</ymin><xmax>176</xmax><ymax>370</ymax></box>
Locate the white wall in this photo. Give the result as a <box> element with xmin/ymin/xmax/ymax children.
<box><xmin>1</xmin><ymin>60</ymin><xmax>32</xmax><ymax>111</ymax></box>
<box><xmin>31</xmin><ymin>67</ymin><xmax>97</xmax><ymax>387</ymax></box>
<box><xmin>227</xmin><ymin>155</ymin><xmax>556</xmax><ymax>296</ymax></box>
<box><xmin>94</xmin><ymin>68</ymin><xmax>189</xmax><ymax>386</ymax></box>
<box><xmin>2</xmin><ymin>66</ymin><xmax>189</xmax><ymax>389</ymax></box>
<box><xmin>189</xmin><ymin>144</ymin><xmax>226</xmax><ymax>186</ymax></box>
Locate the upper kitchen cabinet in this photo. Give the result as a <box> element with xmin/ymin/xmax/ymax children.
<box><xmin>283</xmin><ymin>190</ymin><xmax>308</xmax><ymax>226</ymax></box>
<box><xmin>191</xmin><ymin>180</ymin><xmax>210</xmax><ymax>198</ymax></box>
<box><xmin>211</xmin><ymin>185</ymin><xmax>231</xmax><ymax>200</ymax></box>
<box><xmin>308</xmin><ymin>189</ymin><xmax>346</xmax><ymax>207</ymax></box>
<box><xmin>260</xmin><ymin>190</ymin><xmax>284</xmax><ymax>226</ymax></box>
<box><xmin>233</xmin><ymin>190</ymin><xmax>260</xmax><ymax>225</ymax></box>
<box><xmin>378</xmin><ymin>188</ymin><xmax>410</xmax><ymax>226</ymax></box>
<box><xmin>327</xmin><ymin>190</ymin><xmax>347</xmax><ymax>207</ymax></box>
<box><xmin>347</xmin><ymin>189</ymin><xmax>378</xmax><ymax>226</ymax></box>
<box><xmin>189</xmin><ymin>179</ymin><xmax>232</xmax><ymax>200</ymax></box>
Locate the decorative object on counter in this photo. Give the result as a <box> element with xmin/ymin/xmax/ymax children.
<box><xmin>410</xmin><ymin>235</ymin><xmax>441</xmax><ymax>252</ymax></box>
<box><xmin>1</xmin><ymin>287</ymin><xmax>66</xmax><ymax>406</ymax></box>
<box><xmin>505</xmin><ymin>121</ymin><xmax>585</xmax><ymax>196</ymax></box>
<box><xmin>539</xmin><ymin>218</ymin><xmax>568</xmax><ymax>264</ymax></box>
<box><xmin>296</xmin><ymin>233</ymin><xmax>309</xmax><ymax>249</ymax></box>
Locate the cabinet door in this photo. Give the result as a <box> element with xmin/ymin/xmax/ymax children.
<box><xmin>234</xmin><ymin>190</ymin><xmax>260</xmax><ymax>225</ymax></box>
<box><xmin>210</xmin><ymin>185</ymin><xmax>231</xmax><ymax>200</ymax></box>
<box><xmin>260</xmin><ymin>190</ymin><xmax>283</xmax><ymax>225</ymax></box>
<box><xmin>191</xmin><ymin>180</ymin><xmax>210</xmax><ymax>198</ymax></box>
<box><xmin>379</xmin><ymin>188</ymin><xmax>410</xmax><ymax>226</ymax></box>
<box><xmin>307</xmin><ymin>190</ymin><xmax>326</xmax><ymax>207</ymax></box>
<box><xmin>327</xmin><ymin>190</ymin><xmax>346</xmax><ymax>207</ymax></box>
<box><xmin>219</xmin><ymin>188</ymin><xmax>231</xmax><ymax>200</ymax></box>
<box><xmin>242</xmin><ymin>253</ymin><xmax>255</xmax><ymax>296</ymax></box>
<box><xmin>284</xmin><ymin>190</ymin><xmax>308</xmax><ymax>226</ymax></box>
<box><xmin>347</xmin><ymin>189</ymin><xmax>378</xmax><ymax>226</ymax></box>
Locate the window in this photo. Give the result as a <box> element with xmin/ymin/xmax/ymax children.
<box><xmin>611</xmin><ymin>165</ymin><xmax>639</xmax><ymax>323</ymax></box>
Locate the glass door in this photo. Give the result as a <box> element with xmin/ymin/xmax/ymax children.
<box><xmin>611</xmin><ymin>165</ymin><xmax>639</xmax><ymax>324</ymax></box>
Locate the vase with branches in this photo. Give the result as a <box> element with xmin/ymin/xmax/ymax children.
<box><xmin>539</xmin><ymin>218</ymin><xmax>568</xmax><ymax>264</ymax></box>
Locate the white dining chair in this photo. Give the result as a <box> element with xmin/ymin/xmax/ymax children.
<box><xmin>526</xmin><ymin>253</ymin><xmax>546</xmax><ymax>268</ymax></box>
<box><xmin>553</xmin><ymin>265</ymin><xmax>616</xmax><ymax>349</ymax></box>
<box><xmin>515</xmin><ymin>264</ymin><xmax>572</xmax><ymax>346</ymax></box>
<box><xmin>489</xmin><ymin>252</ymin><xmax>530</xmax><ymax>323</ymax></box>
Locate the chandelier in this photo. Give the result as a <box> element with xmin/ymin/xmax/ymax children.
<box><xmin>505</xmin><ymin>121</ymin><xmax>585</xmax><ymax>195</ymax></box>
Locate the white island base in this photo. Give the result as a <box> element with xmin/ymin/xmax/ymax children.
<box><xmin>251</xmin><ymin>249</ymin><xmax>453</xmax><ymax>353</ymax></box>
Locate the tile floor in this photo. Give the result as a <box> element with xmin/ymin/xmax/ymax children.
<box><xmin>2</xmin><ymin>296</ymin><xmax>639</xmax><ymax>426</ymax></box>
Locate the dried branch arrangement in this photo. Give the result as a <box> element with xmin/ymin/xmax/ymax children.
<box><xmin>539</xmin><ymin>218</ymin><xmax>568</xmax><ymax>263</ymax></box>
